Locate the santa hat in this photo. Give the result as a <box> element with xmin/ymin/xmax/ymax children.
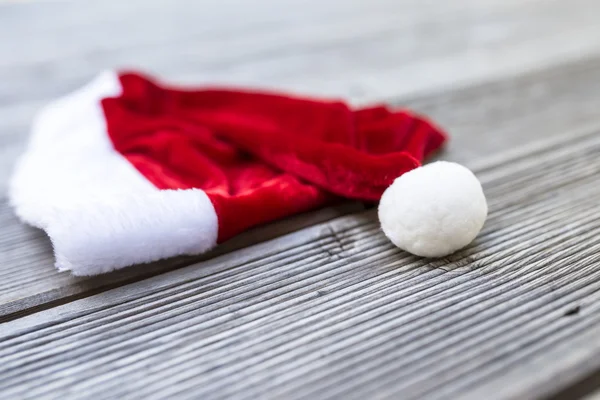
<box><xmin>9</xmin><ymin>71</ymin><xmax>487</xmax><ymax>276</ymax></box>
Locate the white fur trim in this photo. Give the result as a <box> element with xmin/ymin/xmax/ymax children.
<box><xmin>9</xmin><ymin>71</ymin><xmax>219</xmax><ymax>276</ymax></box>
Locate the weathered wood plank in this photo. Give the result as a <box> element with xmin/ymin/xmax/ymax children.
<box><xmin>407</xmin><ymin>55</ymin><xmax>600</xmax><ymax>165</ymax></box>
<box><xmin>2</xmin><ymin>53</ymin><xmax>600</xmax><ymax>320</ymax></box>
<box><xmin>3</xmin><ymin>0</ymin><xmax>598</xmax><ymax>320</ymax></box>
<box><xmin>3</xmin><ymin>1</ymin><xmax>600</xmax><ymax>396</ymax></box>
<box><xmin>1</xmin><ymin>123</ymin><xmax>600</xmax><ymax>399</ymax></box>
<box><xmin>0</xmin><ymin>55</ymin><xmax>600</xmax><ymax>317</ymax></box>
<box><xmin>3</xmin><ymin>0</ymin><xmax>600</xmax><ymax>192</ymax></box>
<box><xmin>462</xmin><ymin>325</ymin><xmax>600</xmax><ymax>400</ymax></box>
<box><xmin>0</xmin><ymin>200</ymin><xmax>364</xmax><ymax>320</ymax></box>
<box><xmin>3</xmin><ymin>0</ymin><xmax>600</xmax><ymax>103</ymax></box>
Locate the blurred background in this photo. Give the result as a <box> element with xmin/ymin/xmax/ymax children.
<box><xmin>3</xmin><ymin>0</ymin><xmax>600</xmax><ymax>191</ymax></box>
<box><xmin>4</xmin><ymin>0</ymin><xmax>599</xmax><ymax>100</ymax></box>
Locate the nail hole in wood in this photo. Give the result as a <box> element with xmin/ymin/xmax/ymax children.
<box><xmin>564</xmin><ymin>305</ymin><xmax>580</xmax><ymax>317</ymax></box>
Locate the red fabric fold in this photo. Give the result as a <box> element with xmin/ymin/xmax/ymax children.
<box><xmin>101</xmin><ymin>72</ymin><xmax>447</xmax><ymax>241</ymax></box>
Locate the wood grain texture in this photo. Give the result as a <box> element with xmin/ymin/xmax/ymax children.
<box><xmin>4</xmin><ymin>0</ymin><xmax>600</xmax><ymax>103</ymax></box>
<box><xmin>3</xmin><ymin>0</ymin><xmax>600</xmax><ymax>193</ymax></box>
<box><xmin>1</xmin><ymin>123</ymin><xmax>600</xmax><ymax>400</ymax></box>
<box><xmin>3</xmin><ymin>1</ymin><xmax>600</xmax><ymax>398</ymax></box>
<box><xmin>5</xmin><ymin>0</ymin><xmax>600</xmax><ymax>319</ymax></box>
<box><xmin>3</xmin><ymin>55</ymin><xmax>600</xmax><ymax>320</ymax></box>
<box><xmin>407</xmin><ymin>55</ymin><xmax>600</xmax><ymax>165</ymax></box>
<box><xmin>0</xmin><ymin>199</ymin><xmax>364</xmax><ymax>320</ymax></box>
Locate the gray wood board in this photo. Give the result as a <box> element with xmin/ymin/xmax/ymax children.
<box><xmin>3</xmin><ymin>0</ymin><xmax>600</xmax><ymax>193</ymax></box>
<box><xmin>3</xmin><ymin>55</ymin><xmax>600</xmax><ymax>320</ymax></box>
<box><xmin>4</xmin><ymin>0</ymin><xmax>600</xmax><ymax>105</ymax></box>
<box><xmin>3</xmin><ymin>0</ymin><xmax>599</xmax><ymax>321</ymax></box>
<box><xmin>1</xmin><ymin>120</ymin><xmax>600</xmax><ymax>400</ymax></box>
<box><xmin>3</xmin><ymin>0</ymin><xmax>600</xmax><ymax>316</ymax></box>
<box><xmin>3</xmin><ymin>1</ymin><xmax>600</xmax><ymax>397</ymax></box>
<box><xmin>0</xmin><ymin>200</ymin><xmax>364</xmax><ymax>320</ymax></box>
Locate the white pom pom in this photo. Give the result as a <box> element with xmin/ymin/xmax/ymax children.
<box><xmin>378</xmin><ymin>161</ymin><xmax>487</xmax><ymax>258</ymax></box>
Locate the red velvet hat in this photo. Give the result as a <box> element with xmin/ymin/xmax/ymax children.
<box><xmin>10</xmin><ymin>71</ymin><xmax>485</xmax><ymax>275</ymax></box>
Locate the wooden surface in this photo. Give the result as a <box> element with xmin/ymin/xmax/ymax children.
<box><xmin>2</xmin><ymin>0</ymin><xmax>600</xmax><ymax>399</ymax></box>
